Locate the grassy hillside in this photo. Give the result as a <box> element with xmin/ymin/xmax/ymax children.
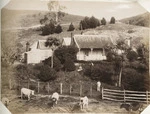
<box><xmin>1</xmin><ymin>8</ymin><xmax>84</xmax><ymax>29</ymax></box>
<box><xmin>120</xmin><ymin>12</ymin><xmax>150</xmax><ymax>27</ymax></box>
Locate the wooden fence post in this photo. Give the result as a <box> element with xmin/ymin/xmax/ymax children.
<box><xmin>27</xmin><ymin>80</ymin><xmax>30</xmax><ymax>89</ymax></box>
<box><xmin>102</xmin><ymin>87</ymin><xmax>103</xmax><ymax>99</ymax></box>
<box><xmin>146</xmin><ymin>91</ymin><xmax>148</xmax><ymax>104</ymax></box>
<box><xmin>38</xmin><ymin>81</ymin><xmax>40</xmax><ymax>93</ymax></box>
<box><xmin>90</xmin><ymin>83</ymin><xmax>92</xmax><ymax>97</ymax></box>
<box><xmin>9</xmin><ymin>79</ymin><xmax>12</xmax><ymax>90</ymax></box>
<box><xmin>60</xmin><ymin>83</ymin><xmax>62</xmax><ymax>94</ymax></box>
<box><xmin>70</xmin><ymin>84</ymin><xmax>72</xmax><ymax>95</ymax></box>
<box><xmin>47</xmin><ymin>82</ymin><xmax>50</xmax><ymax>93</ymax></box>
<box><xmin>124</xmin><ymin>90</ymin><xmax>126</xmax><ymax>102</ymax></box>
<box><xmin>80</xmin><ymin>83</ymin><xmax>82</xmax><ymax>96</ymax></box>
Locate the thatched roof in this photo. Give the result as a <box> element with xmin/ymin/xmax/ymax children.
<box><xmin>74</xmin><ymin>35</ymin><xmax>114</xmax><ymax>49</ymax></box>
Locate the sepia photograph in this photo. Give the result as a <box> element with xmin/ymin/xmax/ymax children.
<box><xmin>1</xmin><ymin>0</ymin><xmax>150</xmax><ymax>113</ymax></box>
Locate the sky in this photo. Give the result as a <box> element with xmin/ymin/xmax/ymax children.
<box><xmin>3</xmin><ymin>0</ymin><xmax>148</xmax><ymax>20</ymax></box>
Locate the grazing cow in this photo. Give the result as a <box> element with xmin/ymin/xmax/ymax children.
<box><xmin>21</xmin><ymin>88</ymin><xmax>34</xmax><ymax>101</ymax></box>
<box><xmin>120</xmin><ymin>102</ymin><xmax>143</xmax><ymax>112</ymax></box>
<box><xmin>79</xmin><ymin>96</ymin><xmax>88</xmax><ymax>109</ymax></box>
<box><xmin>2</xmin><ymin>97</ymin><xmax>10</xmax><ymax>107</ymax></box>
<box><xmin>51</xmin><ymin>92</ymin><xmax>59</xmax><ymax>107</ymax></box>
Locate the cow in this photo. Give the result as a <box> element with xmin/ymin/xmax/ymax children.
<box><xmin>2</xmin><ymin>97</ymin><xmax>10</xmax><ymax>107</ymax></box>
<box><xmin>51</xmin><ymin>92</ymin><xmax>59</xmax><ymax>107</ymax></box>
<box><xmin>21</xmin><ymin>88</ymin><xmax>34</xmax><ymax>101</ymax></box>
<box><xmin>79</xmin><ymin>96</ymin><xmax>88</xmax><ymax>109</ymax></box>
<box><xmin>120</xmin><ymin>102</ymin><xmax>143</xmax><ymax>112</ymax></box>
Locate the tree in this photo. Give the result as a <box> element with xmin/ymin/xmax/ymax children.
<box><xmin>101</xmin><ymin>17</ymin><xmax>106</xmax><ymax>25</ymax></box>
<box><xmin>43</xmin><ymin>55</ymin><xmax>61</xmax><ymax>71</ymax></box>
<box><xmin>55</xmin><ymin>46</ymin><xmax>78</xmax><ymax>64</ymax></box>
<box><xmin>89</xmin><ymin>16</ymin><xmax>98</xmax><ymax>28</ymax></box>
<box><xmin>110</xmin><ymin>17</ymin><xmax>115</xmax><ymax>24</ymax></box>
<box><xmin>45</xmin><ymin>37</ymin><xmax>61</xmax><ymax>68</ymax></box>
<box><xmin>55</xmin><ymin>24</ymin><xmax>63</xmax><ymax>33</ymax></box>
<box><xmin>126</xmin><ymin>50</ymin><xmax>138</xmax><ymax>62</ymax></box>
<box><xmin>68</xmin><ymin>23</ymin><xmax>75</xmax><ymax>31</ymax></box>
<box><xmin>47</xmin><ymin>1</ymin><xmax>66</xmax><ymax>23</ymax></box>
<box><xmin>38</xmin><ymin>65</ymin><xmax>57</xmax><ymax>82</ymax></box>
<box><xmin>41</xmin><ymin>21</ymin><xmax>55</xmax><ymax>35</ymax></box>
<box><xmin>64</xmin><ymin>57</ymin><xmax>76</xmax><ymax>72</ymax></box>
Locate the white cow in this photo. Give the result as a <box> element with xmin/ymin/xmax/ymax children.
<box><xmin>21</xmin><ymin>88</ymin><xmax>34</xmax><ymax>101</ymax></box>
<box><xmin>79</xmin><ymin>96</ymin><xmax>88</xmax><ymax>109</ymax></box>
<box><xmin>51</xmin><ymin>92</ymin><xmax>59</xmax><ymax>107</ymax></box>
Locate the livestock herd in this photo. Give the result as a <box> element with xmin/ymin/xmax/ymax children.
<box><xmin>20</xmin><ymin>87</ymin><xmax>89</xmax><ymax>109</ymax></box>
<box><xmin>1</xmin><ymin>87</ymin><xmax>145</xmax><ymax>113</ymax></box>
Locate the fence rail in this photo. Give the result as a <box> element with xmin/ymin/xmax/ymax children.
<box><xmin>102</xmin><ymin>88</ymin><xmax>150</xmax><ymax>104</ymax></box>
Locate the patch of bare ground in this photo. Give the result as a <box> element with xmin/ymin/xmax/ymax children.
<box><xmin>3</xmin><ymin>90</ymin><xmax>147</xmax><ymax>114</ymax></box>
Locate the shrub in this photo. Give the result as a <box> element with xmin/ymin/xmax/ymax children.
<box><xmin>122</xmin><ymin>68</ymin><xmax>147</xmax><ymax>91</ymax></box>
<box><xmin>43</xmin><ymin>55</ymin><xmax>62</xmax><ymax>71</ymax></box>
<box><xmin>41</xmin><ymin>22</ymin><xmax>55</xmax><ymax>35</ymax></box>
<box><xmin>55</xmin><ymin>24</ymin><xmax>63</xmax><ymax>34</ymax></box>
<box><xmin>83</xmin><ymin>62</ymin><xmax>114</xmax><ymax>84</ymax></box>
<box><xmin>101</xmin><ymin>17</ymin><xmax>106</xmax><ymax>25</ymax></box>
<box><xmin>110</xmin><ymin>17</ymin><xmax>115</xmax><ymax>24</ymax></box>
<box><xmin>126</xmin><ymin>50</ymin><xmax>138</xmax><ymax>62</ymax></box>
<box><xmin>38</xmin><ymin>65</ymin><xmax>57</xmax><ymax>82</ymax></box>
<box><xmin>68</xmin><ymin>23</ymin><xmax>75</xmax><ymax>31</ymax></box>
<box><xmin>64</xmin><ymin>57</ymin><xmax>76</xmax><ymax>72</ymax></box>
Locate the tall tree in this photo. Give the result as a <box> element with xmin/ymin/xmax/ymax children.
<box><xmin>45</xmin><ymin>37</ymin><xmax>61</xmax><ymax>68</ymax></box>
<box><xmin>101</xmin><ymin>17</ymin><xmax>106</xmax><ymax>25</ymax></box>
<box><xmin>47</xmin><ymin>1</ymin><xmax>66</xmax><ymax>23</ymax></box>
<box><xmin>68</xmin><ymin>23</ymin><xmax>75</xmax><ymax>31</ymax></box>
<box><xmin>110</xmin><ymin>17</ymin><xmax>115</xmax><ymax>24</ymax></box>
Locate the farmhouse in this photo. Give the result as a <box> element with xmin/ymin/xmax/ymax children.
<box><xmin>73</xmin><ymin>34</ymin><xmax>115</xmax><ymax>61</ymax></box>
<box><xmin>24</xmin><ymin>40</ymin><xmax>52</xmax><ymax>64</ymax></box>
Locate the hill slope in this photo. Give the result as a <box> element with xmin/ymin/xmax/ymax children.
<box><xmin>1</xmin><ymin>8</ymin><xmax>84</xmax><ymax>29</ymax></box>
<box><xmin>120</xmin><ymin>12</ymin><xmax>150</xmax><ymax>27</ymax></box>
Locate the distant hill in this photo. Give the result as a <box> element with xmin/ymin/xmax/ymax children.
<box><xmin>1</xmin><ymin>8</ymin><xmax>84</xmax><ymax>29</ymax></box>
<box><xmin>120</xmin><ymin>12</ymin><xmax>150</xmax><ymax>27</ymax></box>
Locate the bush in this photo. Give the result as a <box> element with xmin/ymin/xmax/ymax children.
<box><xmin>41</xmin><ymin>22</ymin><xmax>55</xmax><ymax>35</ymax></box>
<box><xmin>55</xmin><ymin>24</ymin><xmax>63</xmax><ymax>34</ymax></box>
<box><xmin>83</xmin><ymin>62</ymin><xmax>114</xmax><ymax>84</ymax></box>
<box><xmin>101</xmin><ymin>17</ymin><xmax>106</xmax><ymax>25</ymax></box>
<box><xmin>43</xmin><ymin>55</ymin><xmax>62</xmax><ymax>71</ymax></box>
<box><xmin>38</xmin><ymin>65</ymin><xmax>57</xmax><ymax>82</ymax></box>
<box><xmin>64</xmin><ymin>57</ymin><xmax>76</xmax><ymax>72</ymax></box>
<box><xmin>55</xmin><ymin>46</ymin><xmax>78</xmax><ymax>64</ymax></box>
<box><xmin>126</xmin><ymin>50</ymin><xmax>138</xmax><ymax>62</ymax></box>
<box><xmin>122</xmin><ymin>68</ymin><xmax>147</xmax><ymax>91</ymax></box>
<box><xmin>110</xmin><ymin>17</ymin><xmax>115</xmax><ymax>24</ymax></box>
<box><xmin>68</xmin><ymin>23</ymin><xmax>75</xmax><ymax>31</ymax></box>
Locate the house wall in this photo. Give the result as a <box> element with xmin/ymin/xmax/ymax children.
<box><xmin>77</xmin><ymin>49</ymin><xmax>106</xmax><ymax>61</ymax></box>
<box><xmin>25</xmin><ymin>49</ymin><xmax>52</xmax><ymax>64</ymax></box>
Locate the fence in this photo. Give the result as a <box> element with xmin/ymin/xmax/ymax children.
<box><xmin>102</xmin><ymin>88</ymin><xmax>150</xmax><ymax>104</ymax></box>
<box><xmin>9</xmin><ymin>79</ymin><xmax>101</xmax><ymax>97</ymax></box>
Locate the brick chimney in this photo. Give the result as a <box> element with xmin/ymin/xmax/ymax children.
<box><xmin>26</xmin><ymin>42</ymin><xmax>30</xmax><ymax>52</ymax></box>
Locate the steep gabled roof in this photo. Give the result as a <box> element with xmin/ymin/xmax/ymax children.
<box><xmin>37</xmin><ymin>40</ymin><xmax>51</xmax><ymax>50</ymax></box>
<box><xmin>74</xmin><ymin>35</ymin><xmax>114</xmax><ymax>49</ymax></box>
<box><xmin>62</xmin><ymin>37</ymin><xmax>72</xmax><ymax>46</ymax></box>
